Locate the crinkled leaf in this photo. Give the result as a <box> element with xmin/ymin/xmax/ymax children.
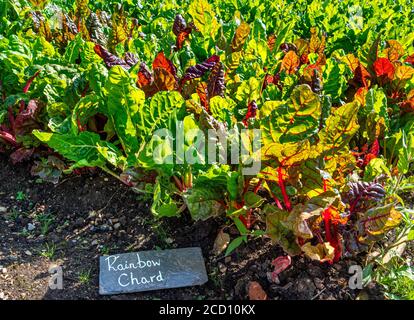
<box><xmin>235</xmin><ymin>77</ymin><xmax>261</xmax><ymax>104</ymax></box>
<box><xmin>281</xmin><ymin>51</ymin><xmax>299</xmax><ymax>74</ymax></box>
<box><xmin>136</xmin><ymin>90</ymin><xmax>184</xmax><ymax>141</ymax></box>
<box><xmin>183</xmin><ymin>185</ymin><xmax>225</xmax><ymax>221</ymax></box>
<box><xmin>261</xmin><ymin>84</ymin><xmax>321</xmax><ymax>144</ymax></box>
<box><xmin>105</xmin><ymin>66</ymin><xmax>145</xmax><ymax>159</ymax></box>
<box><xmin>231</xmin><ymin>22</ymin><xmax>250</xmax><ymax>52</ymax></box>
<box><xmin>181</xmin><ymin>55</ymin><xmax>219</xmax><ymax>83</ymax></box>
<box><xmin>188</xmin><ymin>0</ymin><xmax>219</xmax><ymax>38</ymax></box>
<box><xmin>384</xmin><ymin>40</ymin><xmax>404</xmax><ymax>61</ymax></box>
<box><xmin>71</xmin><ymin>94</ymin><xmax>101</xmax><ymax>134</ymax></box>
<box><xmin>301</xmin><ymin>242</ymin><xmax>335</xmax><ymax>262</ymax></box>
<box><xmin>107</xmin><ymin>4</ymin><xmax>128</xmax><ymax>52</ymax></box>
<box><xmin>363</xmin><ymin>204</ymin><xmax>402</xmax><ymax>236</ymax></box>
<box><xmin>262</xmin><ymin>139</ymin><xmax>310</xmax><ymax>165</ymax></box>
<box><xmin>32</xmin><ymin>130</ymin><xmax>123</xmax><ymax>170</ymax></box>
<box><xmin>207</xmin><ymin>61</ymin><xmax>225</xmax><ymax>98</ymax></box>
<box><xmin>152</xmin><ymin>52</ymin><xmax>177</xmax><ymax>78</ymax></box>
<box><xmin>264</xmin><ymin>204</ymin><xmax>301</xmax><ymax>256</ymax></box>
<box><xmin>94</xmin><ymin>44</ymin><xmax>130</xmax><ymax>69</ymax></box>
<box><xmin>373</xmin><ymin>58</ymin><xmax>394</xmax><ymax>79</ymax></box>
<box><xmin>322</xmin><ymin>58</ymin><xmax>351</xmax><ymax>102</ymax></box>
<box><xmin>316</xmin><ymin>101</ymin><xmax>360</xmax><ymax>156</ymax></box>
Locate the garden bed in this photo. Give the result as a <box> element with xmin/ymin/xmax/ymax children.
<box><xmin>0</xmin><ymin>154</ymin><xmax>381</xmax><ymax>300</ymax></box>
<box><xmin>2</xmin><ymin>0</ymin><xmax>414</xmax><ymax>301</ymax></box>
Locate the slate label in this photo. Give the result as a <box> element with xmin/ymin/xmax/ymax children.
<box><xmin>99</xmin><ymin>247</ymin><xmax>208</xmax><ymax>295</ymax></box>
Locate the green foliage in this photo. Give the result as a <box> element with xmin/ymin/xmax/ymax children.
<box><xmin>1</xmin><ymin>0</ymin><xmax>414</xmax><ymax>272</ymax></box>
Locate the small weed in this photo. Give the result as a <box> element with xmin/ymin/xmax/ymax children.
<box><xmin>36</xmin><ymin>213</ymin><xmax>54</xmax><ymax>235</ymax></box>
<box><xmin>16</xmin><ymin>191</ymin><xmax>26</xmax><ymax>201</ymax></box>
<box><xmin>39</xmin><ymin>243</ymin><xmax>56</xmax><ymax>260</ymax></box>
<box><xmin>376</xmin><ymin>258</ymin><xmax>414</xmax><ymax>300</ymax></box>
<box><xmin>78</xmin><ymin>269</ymin><xmax>92</xmax><ymax>285</ymax></box>
<box><xmin>208</xmin><ymin>268</ymin><xmax>222</xmax><ymax>288</ymax></box>
<box><xmin>100</xmin><ymin>245</ymin><xmax>110</xmax><ymax>255</ymax></box>
<box><xmin>19</xmin><ymin>228</ymin><xmax>30</xmax><ymax>237</ymax></box>
<box><xmin>151</xmin><ymin>220</ymin><xmax>172</xmax><ymax>248</ymax></box>
<box><xmin>7</xmin><ymin>208</ymin><xmax>20</xmax><ymax>221</ymax></box>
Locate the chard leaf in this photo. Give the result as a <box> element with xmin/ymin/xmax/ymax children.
<box><xmin>322</xmin><ymin>58</ymin><xmax>352</xmax><ymax>102</ymax></box>
<box><xmin>364</xmin><ymin>158</ymin><xmax>391</xmax><ymax>181</ymax></box>
<box><xmin>264</xmin><ymin>204</ymin><xmax>301</xmax><ymax>256</ymax></box>
<box><xmin>183</xmin><ymin>185</ymin><xmax>225</xmax><ymax>221</ymax></box>
<box><xmin>235</xmin><ymin>77</ymin><xmax>261</xmax><ymax>104</ymax></box>
<box><xmin>231</xmin><ymin>22</ymin><xmax>251</xmax><ymax>52</ymax></box>
<box><xmin>71</xmin><ymin>94</ymin><xmax>101</xmax><ymax>134</ymax></box>
<box><xmin>151</xmin><ymin>176</ymin><xmax>179</xmax><ymax>218</ymax></box>
<box><xmin>188</xmin><ymin>0</ymin><xmax>219</xmax><ymax>39</ymax></box>
<box><xmin>262</xmin><ymin>139</ymin><xmax>310</xmax><ymax>165</ymax></box>
<box><xmin>183</xmin><ymin>165</ymin><xmax>230</xmax><ymax>220</ymax></box>
<box><xmin>281</xmin><ymin>51</ymin><xmax>299</xmax><ymax>74</ymax></box>
<box><xmin>397</xmin><ymin>130</ymin><xmax>414</xmax><ymax>175</ymax></box>
<box><xmin>316</xmin><ymin>101</ymin><xmax>359</xmax><ymax>156</ymax></box>
<box><xmin>297</xmin><ymin>158</ymin><xmax>328</xmax><ymax>197</ymax></box>
<box><xmin>209</xmin><ymin>96</ymin><xmax>235</xmax><ymax>123</ymax></box>
<box><xmin>362</xmin><ymin>204</ymin><xmax>402</xmax><ymax>236</ymax></box>
<box><xmin>32</xmin><ymin>130</ymin><xmax>123</xmax><ymax>170</ymax></box>
<box><xmin>207</xmin><ymin>61</ymin><xmax>225</xmax><ymax>98</ymax></box>
<box><xmin>105</xmin><ymin>66</ymin><xmax>145</xmax><ymax>159</ymax></box>
<box><xmin>362</xmin><ymin>88</ymin><xmax>389</xmax><ymax>141</ymax></box>
<box><xmin>261</xmin><ymin>84</ymin><xmax>321</xmax><ymax>144</ymax></box>
<box><xmin>94</xmin><ymin>44</ymin><xmax>130</xmax><ymax>70</ymax></box>
<box><xmin>136</xmin><ymin>90</ymin><xmax>184</xmax><ymax>141</ymax></box>
<box><xmin>107</xmin><ymin>4</ymin><xmax>128</xmax><ymax>52</ymax></box>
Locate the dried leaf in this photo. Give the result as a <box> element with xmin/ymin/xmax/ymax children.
<box><xmin>248</xmin><ymin>281</ymin><xmax>267</xmax><ymax>300</ymax></box>
<box><xmin>212</xmin><ymin>229</ymin><xmax>230</xmax><ymax>255</ymax></box>
<box><xmin>270</xmin><ymin>255</ymin><xmax>291</xmax><ymax>282</ymax></box>
<box><xmin>301</xmin><ymin>242</ymin><xmax>335</xmax><ymax>262</ymax></box>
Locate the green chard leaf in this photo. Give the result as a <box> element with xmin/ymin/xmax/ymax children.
<box><xmin>261</xmin><ymin>84</ymin><xmax>322</xmax><ymax>145</ymax></box>
<box><xmin>104</xmin><ymin>66</ymin><xmax>145</xmax><ymax>161</ymax></box>
<box><xmin>32</xmin><ymin>130</ymin><xmax>124</xmax><ymax>170</ymax></box>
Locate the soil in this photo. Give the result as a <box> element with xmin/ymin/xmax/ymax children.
<box><xmin>0</xmin><ymin>154</ymin><xmax>384</xmax><ymax>300</ymax></box>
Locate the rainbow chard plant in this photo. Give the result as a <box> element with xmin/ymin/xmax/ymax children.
<box><xmin>1</xmin><ymin>0</ymin><xmax>414</xmax><ymax>265</ymax></box>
